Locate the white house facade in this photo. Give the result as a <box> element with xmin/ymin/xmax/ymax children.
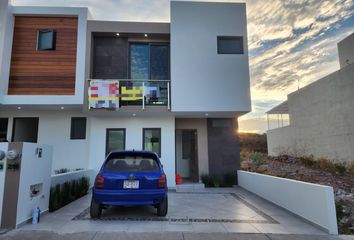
<box><xmin>0</xmin><ymin>0</ymin><xmax>251</xmax><ymax>187</ymax></box>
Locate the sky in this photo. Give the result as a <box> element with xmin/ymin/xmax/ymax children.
<box><xmin>12</xmin><ymin>0</ymin><xmax>354</xmax><ymax>133</ymax></box>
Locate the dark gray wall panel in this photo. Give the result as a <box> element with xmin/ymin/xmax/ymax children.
<box><xmin>207</xmin><ymin>118</ymin><xmax>240</xmax><ymax>183</ymax></box>
<box><xmin>92</xmin><ymin>37</ymin><xmax>128</xmax><ymax>79</ymax></box>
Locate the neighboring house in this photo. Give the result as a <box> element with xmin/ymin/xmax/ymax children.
<box><xmin>266</xmin><ymin>32</ymin><xmax>354</xmax><ymax>163</ymax></box>
<box><xmin>0</xmin><ymin>0</ymin><xmax>251</xmax><ymax>187</ymax></box>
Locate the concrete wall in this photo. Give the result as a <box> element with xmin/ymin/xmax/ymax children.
<box><xmin>175</xmin><ymin>118</ymin><xmax>209</xmax><ymax>177</ymax></box>
<box><xmin>170</xmin><ymin>1</ymin><xmax>251</xmax><ymax>113</ymax></box>
<box><xmin>51</xmin><ymin>169</ymin><xmax>96</xmax><ymax>188</ymax></box>
<box><xmin>267</xmin><ymin>64</ymin><xmax>354</xmax><ymax>162</ymax></box>
<box><xmin>0</xmin><ymin>142</ymin><xmax>8</xmax><ymax>226</ymax></box>
<box><xmin>1</xmin><ymin>110</ymin><xmax>90</xmax><ymax>172</ymax></box>
<box><xmin>16</xmin><ymin>143</ymin><xmax>53</xmax><ymax>226</ymax></box>
<box><xmin>238</xmin><ymin>171</ymin><xmax>338</xmax><ymax>234</ymax></box>
<box><xmin>88</xmin><ymin>116</ymin><xmax>176</xmax><ymax>187</ymax></box>
<box><xmin>338</xmin><ymin>32</ymin><xmax>354</xmax><ymax>69</ymax></box>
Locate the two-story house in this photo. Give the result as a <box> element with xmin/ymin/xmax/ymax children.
<box><xmin>0</xmin><ymin>0</ymin><xmax>251</xmax><ymax>187</ymax></box>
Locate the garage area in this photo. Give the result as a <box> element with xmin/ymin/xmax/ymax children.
<box><xmin>19</xmin><ymin>188</ymin><xmax>327</xmax><ymax>235</ymax></box>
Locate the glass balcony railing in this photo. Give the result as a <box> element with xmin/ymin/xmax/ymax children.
<box><xmin>88</xmin><ymin>79</ymin><xmax>170</xmax><ymax>110</ymax></box>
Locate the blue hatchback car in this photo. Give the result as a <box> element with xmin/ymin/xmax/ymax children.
<box><xmin>90</xmin><ymin>150</ymin><xmax>168</xmax><ymax>218</ymax></box>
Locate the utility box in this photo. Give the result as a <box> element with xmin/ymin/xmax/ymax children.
<box><xmin>0</xmin><ymin>142</ymin><xmax>53</xmax><ymax>229</ymax></box>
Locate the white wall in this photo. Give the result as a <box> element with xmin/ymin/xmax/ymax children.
<box><xmin>88</xmin><ymin>116</ymin><xmax>176</xmax><ymax>187</ymax></box>
<box><xmin>51</xmin><ymin>169</ymin><xmax>96</xmax><ymax>188</ymax></box>
<box><xmin>0</xmin><ymin>142</ymin><xmax>8</xmax><ymax>225</ymax></box>
<box><xmin>267</xmin><ymin>64</ymin><xmax>354</xmax><ymax>162</ymax></box>
<box><xmin>338</xmin><ymin>32</ymin><xmax>354</xmax><ymax>69</ymax></box>
<box><xmin>1</xmin><ymin>110</ymin><xmax>90</xmax><ymax>172</ymax></box>
<box><xmin>238</xmin><ymin>171</ymin><xmax>338</xmax><ymax>234</ymax></box>
<box><xmin>171</xmin><ymin>1</ymin><xmax>251</xmax><ymax>113</ymax></box>
<box><xmin>16</xmin><ymin>143</ymin><xmax>53</xmax><ymax>226</ymax></box>
<box><xmin>0</xmin><ymin>0</ymin><xmax>12</xmax><ymax>96</ymax></box>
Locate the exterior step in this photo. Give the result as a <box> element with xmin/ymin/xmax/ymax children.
<box><xmin>175</xmin><ymin>183</ymin><xmax>205</xmax><ymax>192</ymax></box>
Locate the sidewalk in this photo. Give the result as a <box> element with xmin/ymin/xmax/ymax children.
<box><xmin>1</xmin><ymin>230</ymin><xmax>353</xmax><ymax>240</ymax></box>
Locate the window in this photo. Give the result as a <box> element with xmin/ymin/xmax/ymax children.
<box><xmin>150</xmin><ymin>44</ymin><xmax>169</xmax><ymax>80</ymax></box>
<box><xmin>37</xmin><ymin>30</ymin><xmax>56</xmax><ymax>51</ymax></box>
<box><xmin>0</xmin><ymin>118</ymin><xmax>8</xmax><ymax>142</ymax></box>
<box><xmin>217</xmin><ymin>36</ymin><xmax>243</xmax><ymax>54</ymax></box>
<box><xmin>130</xmin><ymin>44</ymin><xmax>149</xmax><ymax>79</ymax></box>
<box><xmin>104</xmin><ymin>155</ymin><xmax>159</xmax><ymax>172</ymax></box>
<box><xmin>106</xmin><ymin>129</ymin><xmax>126</xmax><ymax>155</ymax></box>
<box><xmin>70</xmin><ymin>117</ymin><xmax>86</xmax><ymax>140</ymax></box>
<box><xmin>143</xmin><ymin>128</ymin><xmax>161</xmax><ymax>156</ymax></box>
<box><xmin>129</xmin><ymin>43</ymin><xmax>170</xmax><ymax>80</ymax></box>
<box><xmin>12</xmin><ymin>118</ymin><xmax>39</xmax><ymax>143</ymax></box>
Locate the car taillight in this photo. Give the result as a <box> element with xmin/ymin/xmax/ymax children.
<box><xmin>95</xmin><ymin>174</ymin><xmax>104</xmax><ymax>189</ymax></box>
<box><xmin>158</xmin><ymin>174</ymin><xmax>166</xmax><ymax>188</ymax></box>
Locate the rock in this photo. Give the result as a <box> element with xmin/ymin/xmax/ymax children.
<box><xmin>241</xmin><ymin>161</ymin><xmax>256</xmax><ymax>170</ymax></box>
<box><xmin>257</xmin><ymin>164</ymin><xmax>268</xmax><ymax>173</ymax></box>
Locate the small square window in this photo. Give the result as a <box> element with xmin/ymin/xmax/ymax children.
<box><xmin>70</xmin><ymin>117</ymin><xmax>86</xmax><ymax>140</ymax></box>
<box><xmin>217</xmin><ymin>36</ymin><xmax>243</xmax><ymax>54</ymax></box>
<box><xmin>37</xmin><ymin>30</ymin><xmax>56</xmax><ymax>51</ymax></box>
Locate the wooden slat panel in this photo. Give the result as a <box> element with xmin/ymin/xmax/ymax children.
<box><xmin>8</xmin><ymin>16</ymin><xmax>78</xmax><ymax>95</ymax></box>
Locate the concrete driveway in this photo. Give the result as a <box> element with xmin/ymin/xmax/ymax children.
<box><xmin>3</xmin><ymin>187</ymin><xmax>336</xmax><ymax>237</ymax></box>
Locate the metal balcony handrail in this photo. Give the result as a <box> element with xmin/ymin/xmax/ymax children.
<box><xmin>88</xmin><ymin>79</ymin><xmax>171</xmax><ymax>110</ymax></box>
<box><xmin>88</xmin><ymin>79</ymin><xmax>171</xmax><ymax>82</ymax></box>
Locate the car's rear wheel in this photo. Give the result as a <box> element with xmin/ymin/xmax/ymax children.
<box><xmin>157</xmin><ymin>196</ymin><xmax>168</xmax><ymax>216</ymax></box>
<box><xmin>90</xmin><ymin>197</ymin><xmax>102</xmax><ymax>218</ymax></box>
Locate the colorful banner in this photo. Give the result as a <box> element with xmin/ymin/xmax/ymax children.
<box><xmin>88</xmin><ymin>80</ymin><xmax>120</xmax><ymax>109</ymax></box>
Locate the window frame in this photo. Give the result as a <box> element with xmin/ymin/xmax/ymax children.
<box><xmin>36</xmin><ymin>29</ymin><xmax>56</xmax><ymax>51</ymax></box>
<box><xmin>12</xmin><ymin>117</ymin><xmax>39</xmax><ymax>143</ymax></box>
<box><xmin>217</xmin><ymin>36</ymin><xmax>244</xmax><ymax>54</ymax></box>
<box><xmin>142</xmin><ymin>128</ymin><xmax>161</xmax><ymax>157</ymax></box>
<box><xmin>128</xmin><ymin>42</ymin><xmax>170</xmax><ymax>80</ymax></box>
<box><xmin>106</xmin><ymin>128</ymin><xmax>126</xmax><ymax>156</ymax></box>
<box><xmin>70</xmin><ymin>117</ymin><xmax>87</xmax><ymax>140</ymax></box>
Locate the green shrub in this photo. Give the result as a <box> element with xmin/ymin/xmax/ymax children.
<box><xmin>210</xmin><ymin>175</ymin><xmax>220</xmax><ymax>187</ymax></box>
<box><xmin>201</xmin><ymin>174</ymin><xmax>211</xmax><ymax>187</ymax></box>
<box><xmin>49</xmin><ymin>176</ymin><xmax>90</xmax><ymax>212</ymax></box>
<box><xmin>334</xmin><ymin>163</ymin><xmax>346</xmax><ymax>176</ymax></box>
<box><xmin>299</xmin><ymin>156</ymin><xmax>315</xmax><ymax>167</ymax></box>
<box><xmin>223</xmin><ymin>173</ymin><xmax>236</xmax><ymax>187</ymax></box>
<box><xmin>249</xmin><ymin>152</ymin><xmax>266</xmax><ymax>166</ymax></box>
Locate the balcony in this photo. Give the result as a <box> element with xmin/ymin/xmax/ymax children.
<box><xmin>88</xmin><ymin>79</ymin><xmax>170</xmax><ymax>111</ymax></box>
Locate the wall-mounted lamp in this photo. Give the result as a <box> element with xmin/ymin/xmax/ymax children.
<box><xmin>6</xmin><ymin>149</ymin><xmax>19</xmax><ymax>160</ymax></box>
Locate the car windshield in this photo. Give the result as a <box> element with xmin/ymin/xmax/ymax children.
<box><xmin>104</xmin><ymin>155</ymin><xmax>159</xmax><ymax>172</ymax></box>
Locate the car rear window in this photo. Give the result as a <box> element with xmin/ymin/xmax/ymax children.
<box><xmin>104</xmin><ymin>155</ymin><xmax>160</xmax><ymax>172</ymax></box>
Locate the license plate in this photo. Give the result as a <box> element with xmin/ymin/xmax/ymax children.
<box><xmin>123</xmin><ymin>180</ymin><xmax>139</xmax><ymax>189</ymax></box>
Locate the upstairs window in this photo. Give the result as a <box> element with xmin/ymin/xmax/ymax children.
<box><xmin>217</xmin><ymin>36</ymin><xmax>243</xmax><ymax>54</ymax></box>
<box><xmin>70</xmin><ymin>117</ymin><xmax>86</xmax><ymax>140</ymax></box>
<box><xmin>37</xmin><ymin>30</ymin><xmax>56</xmax><ymax>51</ymax></box>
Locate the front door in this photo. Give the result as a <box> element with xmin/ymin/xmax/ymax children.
<box><xmin>176</xmin><ymin>129</ymin><xmax>199</xmax><ymax>182</ymax></box>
